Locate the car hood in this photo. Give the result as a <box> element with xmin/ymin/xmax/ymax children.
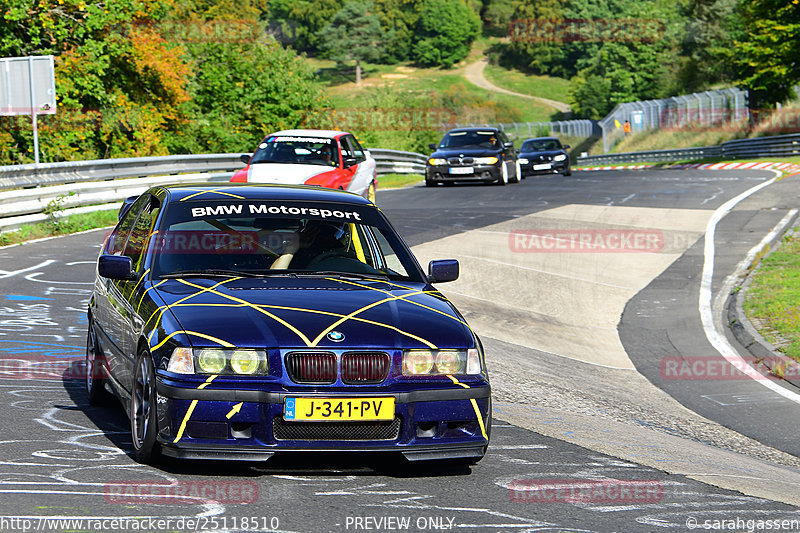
<box><xmin>152</xmin><ymin>277</ymin><xmax>473</xmax><ymax>350</ymax></box>
<box><xmin>247</xmin><ymin>163</ymin><xmax>331</xmax><ymax>184</ymax></box>
<box><xmin>430</xmin><ymin>148</ymin><xmax>502</xmax><ymax>159</ymax></box>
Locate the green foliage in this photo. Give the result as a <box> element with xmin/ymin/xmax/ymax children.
<box><xmin>481</xmin><ymin>0</ymin><xmax>516</xmax><ymax>29</ymax></box>
<box><xmin>411</xmin><ymin>0</ymin><xmax>481</xmax><ymax>68</ymax></box>
<box><xmin>727</xmin><ymin>0</ymin><xmax>800</xmax><ymax>108</ymax></box>
<box><xmin>373</xmin><ymin>0</ymin><xmax>424</xmax><ymax>61</ymax></box>
<box><xmin>561</xmin><ymin>1</ymin><xmax>681</xmax><ymax>119</ymax></box>
<box><xmin>43</xmin><ymin>191</ymin><xmax>76</xmax><ymax>232</ymax></box>
<box><xmin>267</xmin><ymin>0</ymin><xmax>340</xmax><ymax>53</ymax></box>
<box><xmin>0</xmin><ymin>0</ymin><xmax>328</xmax><ymax>163</ymax></box>
<box><xmin>176</xmin><ymin>38</ymin><xmax>327</xmax><ymax>153</ymax></box>
<box><xmin>675</xmin><ymin>0</ymin><xmax>738</xmax><ymax>93</ymax></box>
<box><xmin>319</xmin><ymin>1</ymin><xmax>387</xmax><ymax>77</ymax></box>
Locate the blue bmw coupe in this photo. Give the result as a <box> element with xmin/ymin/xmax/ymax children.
<box><xmin>87</xmin><ymin>184</ymin><xmax>490</xmax><ymax>465</ymax></box>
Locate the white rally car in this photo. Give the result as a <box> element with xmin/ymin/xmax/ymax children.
<box><xmin>232</xmin><ymin>129</ymin><xmax>378</xmax><ymax>203</ymax></box>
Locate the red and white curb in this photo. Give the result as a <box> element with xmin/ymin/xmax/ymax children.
<box><xmin>576</xmin><ymin>161</ymin><xmax>800</xmax><ymax>176</ymax></box>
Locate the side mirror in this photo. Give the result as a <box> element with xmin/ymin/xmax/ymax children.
<box><xmin>503</xmin><ymin>141</ymin><xmax>513</xmax><ymax>148</ymax></box>
<box><xmin>240</xmin><ymin>154</ymin><xmax>252</xmax><ymax>164</ymax></box>
<box><xmin>428</xmin><ymin>259</ymin><xmax>459</xmax><ymax>283</ymax></box>
<box><xmin>98</xmin><ymin>255</ymin><xmax>138</xmax><ymax>281</ymax></box>
<box><xmin>343</xmin><ymin>157</ymin><xmax>358</xmax><ymax>168</ymax></box>
<box><xmin>428</xmin><ymin>143</ymin><xmax>437</xmax><ymax>151</ymax></box>
<box><xmin>118</xmin><ymin>196</ymin><xmax>139</xmax><ymax>220</ymax></box>
<box><xmin>563</xmin><ymin>144</ymin><xmax>571</xmax><ymax>149</ymax></box>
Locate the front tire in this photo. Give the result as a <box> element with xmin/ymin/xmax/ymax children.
<box><xmin>131</xmin><ymin>349</ymin><xmax>160</xmax><ymax>464</ymax></box>
<box><xmin>495</xmin><ymin>163</ymin><xmax>508</xmax><ymax>186</ymax></box>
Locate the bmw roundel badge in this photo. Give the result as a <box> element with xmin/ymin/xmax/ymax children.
<box><xmin>327</xmin><ymin>330</ymin><xmax>345</xmax><ymax>342</ymax></box>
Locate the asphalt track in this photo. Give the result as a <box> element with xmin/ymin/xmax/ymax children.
<box><xmin>0</xmin><ymin>170</ymin><xmax>799</xmax><ymax>532</ymax></box>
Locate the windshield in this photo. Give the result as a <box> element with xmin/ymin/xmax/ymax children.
<box><xmin>439</xmin><ymin>130</ymin><xmax>501</xmax><ymax>150</ymax></box>
<box><xmin>249</xmin><ymin>135</ymin><xmax>339</xmax><ymax>167</ymax></box>
<box><xmin>150</xmin><ymin>201</ymin><xmax>422</xmax><ymax>281</ymax></box>
<box><xmin>521</xmin><ymin>139</ymin><xmax>562</xmax><ymax>152</ymax></box>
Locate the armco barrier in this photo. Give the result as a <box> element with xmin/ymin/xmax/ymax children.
<box><xmin>576</xmin><ymin>132</ymin><xmax>800</xmax><ymax>167</ymax></box>
<box><xmin>0</xmin><ymin>148</ymin><xmax>428</xmax><ymax>231</ymax></box>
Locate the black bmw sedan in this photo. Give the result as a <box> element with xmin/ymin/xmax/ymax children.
<box><xmin>425</xmin><ymin>127</ymin><xmax>520</xmax><ymax>186</ymax></box>
<box><xmin>518</xmin><ymin>137</ymin><xmax>571</xmax><ymax>177</ymax></box>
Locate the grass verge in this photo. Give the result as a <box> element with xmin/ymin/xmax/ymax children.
<box><xmin>482</xmin><ymin>64</ymin><xmax>570</xmax><ymax>104</ymax></box>
<box><xmin>0</xmin><ymin>209</ymin><xmax>118</xmax><ymax>247</ymax></box>
<box><xmin>379</xmin><ymin>173</ymin><xmax>423</xmax><ymax>189</ymax></box>
<box><xmin>744</xmin><ymin>228</ymin><xmax>800</xmax><ymax>361</ymax></box>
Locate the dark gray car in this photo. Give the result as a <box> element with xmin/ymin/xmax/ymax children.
<box><xmin>426</xmin><ymin>127</ymin><xmax>520</xmax><ymax>186</ymax></box>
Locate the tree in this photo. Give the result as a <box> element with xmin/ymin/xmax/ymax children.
<box><xmin>674</xmin><ymin>0</ymin><xmax>737</xmax><ymax>93</ymax></box>
<box><xmin>178</xmin><ymin>38</ymin><xmax>328</xmax><ymax>153</ymax></box>
<box><xmin>0</xmin><ymin>0</ymin><xmax>190</xmax><ymax>161</ymax></box>
<box><xmin>372</xmin><ymin>0</ymin><xmax>424</xmax><ymax>62</ymax></box>
<box><xmin>319</xmin><ymin>1</ymin><xmax>386</xmax><ymax>85</ymax></box>
<box><xmin>411</xmin><ymin>0</ymin><xmax>481</xmax><ymax>68</ymax></box>
<box><xmin>727</xmin><ymin>0</ymin><xmax>800</xmax><ymax>108</ymax></box>
<box><xmin>267</xmin><ymin>0</ymin><xmax>340</xmax><ymax>53</ymax></box>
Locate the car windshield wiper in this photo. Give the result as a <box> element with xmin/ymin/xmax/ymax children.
<box><xmin>294</xmin><ymin>270</ymin><xmax>390</xmax><ymax>281</ymax></box>
<box><xmin>159</xmin><ymin>269</ymin><xmax>295</xmax><ymax>279</ymax></box>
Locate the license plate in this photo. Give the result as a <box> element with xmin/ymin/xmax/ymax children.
<box><xmin>533</xmin><ymin>163</ymin><xmax>551</xmax><ymax>170</ymax></box>
<box><xmin>449</xmin><ymin>167</ymin><xmax>474</xmax><ymax>175</ymax></box>
<box><xmin>284</xmin><ymin>397</ymin><xmax>395</xmax><ymax>421</ymax></box>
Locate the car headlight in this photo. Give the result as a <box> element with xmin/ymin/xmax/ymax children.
<box><xmin>554</xmin><ymin>154</ymin><xmax>567</xmax><ymax>161</ymax></box>
<box><xmin>167</xmin><ymin>347</ymin><xmax>268</xmax><ymax>375</ymax></box>
<box><xmin>518</xmin><ymin>158</ymin><xmax>529</xmax><ymax>165</ymax></box>
<box><xmin>230</xmin><ymin>349</ymin><xmax>261</xmax><ymax>375</ymax></box>
<box><xmin>435</xmin><ymin>350</ymin><xmax>464</xmax><ymax>374</ymax></box>
<box><xmin>403</xmin><ymin>350</ymin><xmax>434</xmax><ymax>375</ymax></box>
<box><xmin>428</xmin><ymin>158</ymin><xmax>447</xmax><ymax>166</ymax></box>
<box><xmin>197</xmin><ymin>349</ymin><xmax>226</xmax><ymax>374</ymax></box>
<box><xmin>403</xmin><ymin>349</ymin><xmax>478</xmax><ymax>376</ymax></box>
<box><xmin>473</xmin><ymin>157</ymin><xmax>499</xmax><ymax>165</ymax></box>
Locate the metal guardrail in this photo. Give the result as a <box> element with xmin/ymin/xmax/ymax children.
<box><xmin>576</xmin><ymin>146</ymin><xmax>723</xmax><ymax>166</ymax></box>
<box><xmin>0</xmin><ymin>148</ymin><xmax>428</xmax><ymax>231</ymax></box>
<box><xmin>721</xmin><ymin>133</ymin><xmax>800</xmax><ymax>159</ymax></box>
<box><xmin>369</xmin><ymin>149</ymin><xmax>427</xmax><ymax>175</ymax></box>
<box><xmin>0</xmin><ymin>154</ymin><xmax>243</xmax><ymax>191</ymax></box>
<box><xmin>576</xmin><ymin>133</ymin><xmax>800</xmax><ymax>167</ymax></box>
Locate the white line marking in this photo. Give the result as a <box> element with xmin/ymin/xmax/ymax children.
<box><xmin>699</xmin><ymin>173</ymin><xmax>800</xmax><ymax>404</ymax></box>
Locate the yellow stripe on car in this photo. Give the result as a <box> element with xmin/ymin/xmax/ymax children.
<box><xmin>173</xmin><ymin>375</ymin><xmax>217</xmax><ymax>443</ymax></box>
<box><xmin>447</xmin><ymin>375</ymin><xmax>488</xmax><ymax>441</ymax></box>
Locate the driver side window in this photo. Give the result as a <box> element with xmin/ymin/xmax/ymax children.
<box><xmin>106</xmin><ymin>195</ymin><xmax>150</xmax><ymax>255</ymax></box>
<box><xmin>124</xmin><ymin>200</ymin><xmax>161</xmax><ymax>272</ymax></box>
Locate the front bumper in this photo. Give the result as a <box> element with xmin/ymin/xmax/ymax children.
<box><xmin>156</xmin><ymin>378</ymin><xmax>491</xmax><ymax>461</ymax></box>
<box><xmin>520</xmin><ymin>159</ymin><xmax>569</xmax><ymax>175</ymax></box>
<box><xmin>426</xmin><ymin>164</ymin><xmax>502</xmax><ymax>183</ymax></box>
